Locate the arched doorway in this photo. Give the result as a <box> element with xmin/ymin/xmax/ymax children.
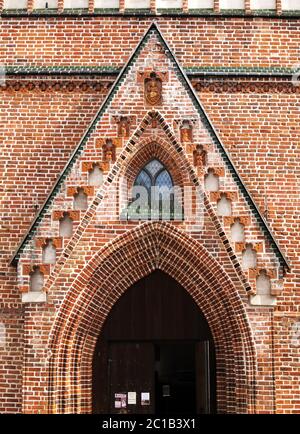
<box><xmin>93</xmin><ymin>270</ymin><xmax>216</xmax><ymax>414</ymax></box>
<box><xmin>48</xmin><ymin>222</ymin><xmax>256</xmax><ymax>414</ymax></box>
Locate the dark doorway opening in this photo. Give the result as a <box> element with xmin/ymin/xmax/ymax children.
<box><xmin>93</xmin><ymin>270</ymin><xmax>216</xmax><ymax>414</ymax></box>
<box><xmin>154</xmin><ymin>342</ymin><xmax>196</xmax><ymax>415</ymax></box>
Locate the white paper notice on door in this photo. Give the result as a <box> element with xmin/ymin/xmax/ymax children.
<box><xmin>128</xmin><ymin>392</ymin><xmax>136</xmax><ymax>405</ymax></box>
<box><xmin>115</xmin><ymin>393</ymin><xmax>127</xmax><ymax>409</ymax></box>
<box><xmin>141</xmin><ymin>392</ymin><xmax>150</xmax><ymax>406</ymax></box>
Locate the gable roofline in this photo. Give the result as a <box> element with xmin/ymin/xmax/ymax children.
<box><xmin>10</xmin><ymin>22</ymin><xmax>290</xmax><ymax>270</ymax></box>
<box><xmin>152</xmin><ymin>22</ymin><xmax>289</xmax><ymax>271</ymax></box>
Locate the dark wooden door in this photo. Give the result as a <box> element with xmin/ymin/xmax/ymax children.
<box><xmin>93</xmin><ymin>270</ymin><xmax>216</xmax><ymax>414</ymax></box>
<box><xmin>108</xmin><ymin>342</ymin><xmax>155</xmax><ymax>414</ymax></box>
<box><xmin>196</xmin><ymin>341</ymin><xmax>211</xmax><ymax>414</ymax></box>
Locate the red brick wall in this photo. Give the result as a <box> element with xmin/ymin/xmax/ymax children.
<box><xmin>198</xmin><ymin>85</ymin><xmax>300</xmax><ymax>413</ymax></box>
<box><xmin>0</xmin><ymin>17</ymin><xmax>299</xmax><ymax>414</ymax></box>
<box><xmin>0</xmin><ymin>17</ymin><xmax>299</xmax><ymax>68</ymax></box>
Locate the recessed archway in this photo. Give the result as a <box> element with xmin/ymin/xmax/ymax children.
<box><xmin>48</xmin><ymin>221</ymin><xmax>257</xmax><ymax>414</ymax></box>
<box><xmin>93</xmin><ymin>269</ymin><xmax>216</xmax><ymax>414</ymax></box>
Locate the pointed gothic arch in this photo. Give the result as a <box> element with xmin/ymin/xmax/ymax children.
<box><xmin>48</xmin><ymin>221</ymin><xmax>257</xmax><ymax>414</ymax></box>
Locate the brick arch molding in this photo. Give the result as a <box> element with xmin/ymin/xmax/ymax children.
<box><xmin>48</xmin><ymin>221</ymin><xmax>257</xmax><ymax>414</ymax></box>
<box><xmin>120</xmin><ymin>137</ymin><xmax>188</xmax><ymax>189</ymax></box>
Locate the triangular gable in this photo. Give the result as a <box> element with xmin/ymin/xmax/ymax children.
<box><xmin>11</xmin><ymin>22</ymin><xmax>289</xmax><ymax>271</ymax></box>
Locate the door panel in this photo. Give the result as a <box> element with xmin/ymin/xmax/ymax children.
<box><xmin>196</xmin><ymin>340</ymin><xmax>210</xmax><ymax>414</ymax></box>
<box><xmin>155</xmin><ymin>342</ymin><xmax>196</xmax><ymax>415</ymax></box>
<box><xmin>109</xmin><ymin>342</ymin><xmax>155</xmax><ymax>414</ymax></box>
<box><xmin>92</xmin><ymin>271</ymin><xmax>216</xmax><ymax>414</ymax></box>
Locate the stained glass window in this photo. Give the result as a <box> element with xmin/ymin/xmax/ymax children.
<box><xmin>134</xmin><ymin>159</ymin><xmax>173</xmax><ymax>190</ymax></box>
<box><xmin>125</xmin><ymin>159</ymin><xmax>182</xmax><ymax>220</ymax></box>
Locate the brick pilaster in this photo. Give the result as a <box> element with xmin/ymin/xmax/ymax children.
<box><xmin>245</xmin><ymin>0</ymin><xmax>251</xmax><ymax>14</ymax></box>
<box><xmin>276</xmin><ymin>0</ymin><xmax>282</xmax><ymax>14</ymax></box>
<box><xmin>150</xmin><ymin>0</ymin><xmax>156</xmax><ymax>13</ymax></box>
<box><xmin>119</xmin><ymin>0</ymin><xmax>125</xmax><ymax>13</ymax></box>
<box><xmin>58</xmin><ymin>0</ymin><xmax>64</xmax><ymax>13</ymax></box>
<box><xmin>89</xmin><ymin>0</ymin><xmax>94</xmax><ymax>13</ymax></box>
<box><xmin>27</xmin><ymin>0</ymin><xmax>34</xmax><ymax>12</ymax></box>
<box><xmin>182</xmin><ymin>0</ymin><xmax>188</xmax><ymax>13</ymax></box>
<box><xmin>214</xmin><ymin>0</ymin><xmax>220</xmax><ymax>13</ymax></box>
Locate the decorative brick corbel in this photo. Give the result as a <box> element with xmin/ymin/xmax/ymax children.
<box><xmin>67</xmin><ymin>186</ymin><xmax>95</xmax><ymax>197</ymax></box>
<box><xmin>137</xmin><ymin>70</ymin><xmax>169</xmax><ymax>84</ymax></box>
<box><xmin>35</xmin><ymin>237</ymin><xmax>63</xmax><ymax>249</ymax></box>
<box><xmin>52</xmin><ymin>210</ymin><xmax>80</xmax><ymax>221</ymax></box>
<box><xmin>96</xmin><ymin>138</ymin><xmax>122</xmax><ymax>149</ymax></box>
<box><xmin>248</xmin><ymin>268</ymin><xmax>277</xmax><ymax>279</ymax></box>
<box><xmin>82</xmin><ymin>161</ymin><xmax>109</xmax><ymax>173</ymax></box>
<box><xmin>226</xmin><ymin>191</ymin><xmax>238</xmax><ymax>202</ymax></box>
<box><xmin>223</xmin><ymin>215</ymin><xmax>251</xmax><ymax>227</ymax></box>
<box><xmin>19</xmin><ymin>285</ymin><xmax>29</xmax><ymax>294</ymax></box>
<box><xmin>210</xmin><ymin>191</ymin><xmax>238</xmax><ymax>202</ymax></box>
<box><xmin>238</xmin><ymin>216</ymin><xmax>251</xmax><ymax>226</ymax></box>
<box><xmin>23</xmin><ymin>264</ymin><xmax>50</xmax><ymax>276</ymax></box>
<box><xmin>235</xmin><ymin>242</ymin><xmax>263</xmax><ymax>253</ymax></box>
<box><xmin>196</xmin><ymin>166</ymin><xmax>205</xmax><ymax>177</ymax></box>
<box><xmin>207</xmin><ymin>167</ymin><xmax>225</xmax><ymax>177</ymax></box>
<box><xmin>188</xmin><ymin>142</ymin><xmax>210</xmax><ymax>153</ymax></box>
<box><xmin>111</xmin><ymin>116</ymin><xmax>134</xmax><ymax>139</ymax></box>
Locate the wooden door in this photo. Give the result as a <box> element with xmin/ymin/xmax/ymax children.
<box><xmin>195</xmin><ymin>340</ymin><xmax>211</xmax><ymax>414</ymax></box>
<box><xmin>93</xmin><ymin>270</ymin><xmax>216</xmax><ymax>414</ymax></box>
<box><xmin>108</xmin><ymin>342</ymin><xmax>155</xmax><ymax>414</ymax></box>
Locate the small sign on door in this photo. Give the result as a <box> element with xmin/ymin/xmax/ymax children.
<box><xmin>114</xmin><ymin>393</ymin><xmax>127</xmax><ymax>409</ymax></box>
<box><xmin>162</xmin><ymin>384</ymin><xmax>170</xmax><ymax>397</ymax></box>
<box><xmin>141</xmin><ymin>392</ymin><xmax>150</xmax><ymax>406</ymax></box>
<box><xmin>128</xmin><ymin>392</ymin><xmax>136</xmax><ymax>405</ymax></box>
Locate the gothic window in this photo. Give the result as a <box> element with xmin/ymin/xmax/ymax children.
<box><xmin>134</xmin><ymin>159</ymin><xmax>173</xmax><ymax>191</ymax></box>
<box><xmin>127</xmin><ymin>159</ymin><xmax>181</xmax><ymax>220</ymax></box>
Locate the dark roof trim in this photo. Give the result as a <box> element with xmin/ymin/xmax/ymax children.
<box><xmin>10</xmin><ymin>22</ymin><xmax>290</xmax><ymax>270</ymax></box>
<box><xmin>4</xmin><ymin>65</ymin><xmax>297</xmax><ymax>78</ymax></box>
<box><xmin>1</xmin><ymin>10</ymin><xmax>300</xmax><ymax>19</ymax></box>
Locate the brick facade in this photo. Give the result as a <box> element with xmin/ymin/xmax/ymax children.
<box><xmin>0</xmin><ymin>15</ymin><xmax>299</xmax><ymax>414</ymax></box>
